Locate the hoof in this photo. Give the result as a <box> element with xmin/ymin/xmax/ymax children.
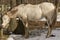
<box><xmin>46</xmin><ymin>34</ymin><xmax>55</xmax><ymax>38</ymax></box>
<box><xmin>24</xmin><ymin>34</ymin><xmax>29</xmax><ymax>38</ymax></box>
<box><xmin>50</xmin><ymin>35</ymin><xmax>55</xmax><ymax>37</ymax></box>
<box><xmin>46</xmin><ymin>35</ymin><xmax>50</xmax><ymax>38</ymax></box>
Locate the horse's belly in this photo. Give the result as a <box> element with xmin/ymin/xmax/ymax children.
<box><xmin>27</xmin><ymin>8</ymin><xmax>42</xmax><ymax>21</ymax></box>
<box><xmin>18</xmin><ymin>4</ymin><xmax>42</xmax><ymax>21</ymax></box>
<box><xmin>27</xmin><ymin>9</ymin><xmax>42</xmax><ymax>21</ymax></box>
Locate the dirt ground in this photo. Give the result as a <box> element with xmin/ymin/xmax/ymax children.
<box><xmin>7</xmin><ymin>29</ymin><xmax>60</xmax><ymax>40</ymax></box>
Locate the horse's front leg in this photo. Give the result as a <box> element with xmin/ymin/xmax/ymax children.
<box><xmin>25</xmin><ymin>22</ymin><xmax>29</xmax><ymax>38</ymax></box>
<box><xmin>23</xmin><ymin>20</ymin><xmax>29</xmax><ymax>38</ymax></box>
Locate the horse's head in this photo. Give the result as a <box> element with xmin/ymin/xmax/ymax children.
<box><xmin>2</xmin><ymin>8</ymin><xmax>18</xmax><ymax>28</ymax></box>
<box><xmin>2</xmin><ymin>14</ymin><xmax>10</xmax><ymax>28</ymax></box>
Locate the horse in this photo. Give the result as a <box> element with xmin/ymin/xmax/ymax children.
<box><xmin>2</xmin><ymin>2</ymin><xmax>57</xmax><ymax>38</ymax></box>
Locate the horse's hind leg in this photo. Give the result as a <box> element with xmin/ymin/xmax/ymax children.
<box><xmin>46</xmin><ymin>13</ymin><xmax>57</xmax><ymax>38</ymax></box>
<box><xmin>46</xmin><ymin>21</ymin><xmax>56</xmax><ymax>38</ymax></box>
<box><xmin>46</xmin><ymin>20</ymin><xmax>52</xmax><ymax>38</ymax></box>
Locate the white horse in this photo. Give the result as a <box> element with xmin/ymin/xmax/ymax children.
<box><xmin>2</xmin><ymin>2</ymin><xmax>57</xmax><ymax>38</ymax></box>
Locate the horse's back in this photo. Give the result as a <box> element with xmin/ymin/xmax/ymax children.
<box><xmin>17</xmin><ymin>4</ymin><xmax>42</xmax><ymax>21</ymax></box>
<box><xmin>17</xmin><ymin>2</ymin><xmax>55</xmax><ymax>21</ymax></box>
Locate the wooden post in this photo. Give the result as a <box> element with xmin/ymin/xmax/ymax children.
<box><xmin>0</xmin><ymin>5</ymin><xmax>5</xmax><ymax>40</ymax></box>
<box><xmin>55</xmin><ymin>0</ymin><xmax>59</xmax><ymax>14</ymax></box>
<box><xmin>16</xmin><ymin>0</ymin><xmax>22</xmax><ymax>5</ymax></box>
<box><xmin>10</xmin><ymin>0</ymin><xmax>16</xmax><ymax>8</ymax></box>
<box><xmin>0</xmin><ymin>28</ymin><xmax>5</xmax><ymax>40</ymax></box>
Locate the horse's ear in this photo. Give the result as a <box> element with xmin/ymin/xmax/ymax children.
<box><xmin>11</xmin><ymin>8</ymin><xmax>18</xmax><ymax>15</ymax></box>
